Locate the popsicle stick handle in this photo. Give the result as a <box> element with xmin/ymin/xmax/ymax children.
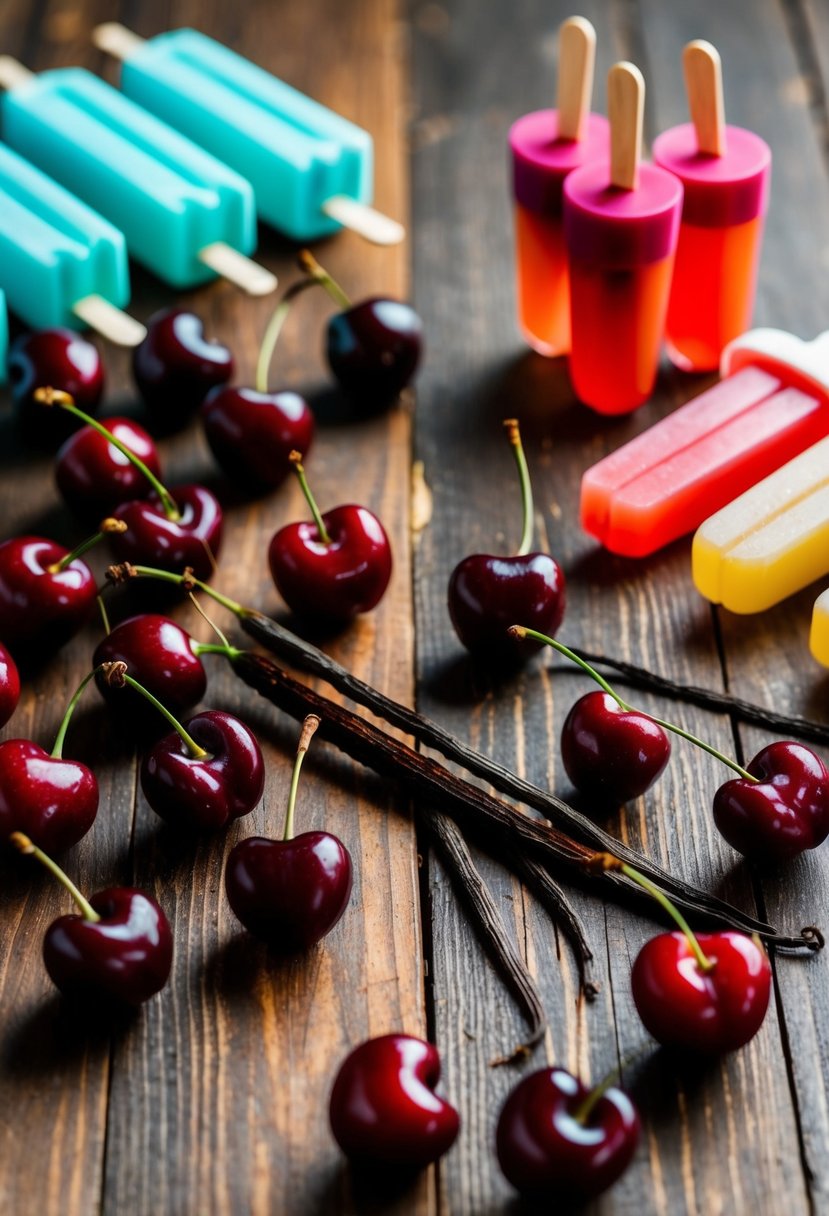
<box><xmin>92</xmin><ymin>23</ymin><xmax>146</xmax><ymax>61</ymax></box>
<box><xmin>683</xmin><ymin>40</ymin><xmax>725</xmax><ymax>156</ymax></box>
<box><xmin>557</xmin><ymin>16</ymin><xmax>597</xmax><ymax>141</ymax></box>
<box><xmin>0</xmin><ymin>56</ymin><xmax>34</xmax><ymax>90</ymax></box>
<box><xmin>321</xmin><ymin>196</ymin><xmax>405</xmax><ymax>246</ymax></box>
<box><xmin>198</xmin><ymin>243</ymin><xmax>278</xmax><ymax>296</ymax></box>
<box><xmin>608</xmin><ymin>61</ymin><xmax>644</xmax><ymax>191</ymax></box>
<box><xmin>73</xmin><ymin>295</ymin><xmax>147</xmax><ymax>347</ymax></box>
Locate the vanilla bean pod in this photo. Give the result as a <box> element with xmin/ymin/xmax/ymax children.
<box><xmin>233</xmin><ymin>651</ymin><xmax>812</xmax><ymax>948</ymax></box>
<box><xmin>567</xmin><ymin>648</ymin><xmax>829</xmax><ymax>748</ymax></box>
<box><xmin>508</xmin><ymin>852</ymin><xmax>598</xmax><ymax>1000</ymax></box>
<box><xmin>427</xmin><ymin>811</ymin><xmax>546</xmax><ymax>1063</ymax></box>
<box><xmin>238</xmin><ymin>612</ymin><xmax>797</xmax><ymax>933</ymax></box>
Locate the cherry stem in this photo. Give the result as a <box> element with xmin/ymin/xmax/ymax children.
<box><xmin>51</xmin><ymin>665</ymin><xmax>104</xmax><ymax>759</ymax></box>
<box><xmin>47</xmin><ymin>518</ymin><xmax>127</xmax><ymax>574</ymax></box>
<box><xmin>33</xmin><ymin>387</ymin><xmax>181</xmax><ymax>522</ymax></box>
<box><xmin>509</xmin><ymin>626</ymin><xmax>758</xmax><ymax>783</ymax></box>
<box><xmin>572</xmin><ymin>1064</ymin><xmax>623</xmax><ymax>1126</ymax></box>
<box><xmin>255</xmin><ymin>277</ymin><xmax>320</xmax><ymax>394</ymax></box>
<box><xmin>596</xmin><ymin>854</ymin><xmax>714</xmax><ymax>972</ymax></box>
<box><xmin>104</xmin><ymin>564</ymin><xmax>250</xmax><ymax>619</ymax></box>
<box><xmin>191</xmin><ymin>642</ymin><xmax>244</xmax><ymax>661</ymax></box>
<box><xmin>289</xmin><ymin>451</ymin><xmax>331</xmax><ymax>545</ymax></box>
<box><xmin>503</xmin><ymin>419</ymin><xmax>534</xmax><ymax>557</ymax></box>
<box><xmin>102</xmin><ymin>662</ymin><xmax>209</xmax><ymax>759</ymax></box>
<box><xmin>10</xmin><ymin>832</ymin><xmax>100</xmax><ymax>922</ymax></box>
<box><xmin>188</xmin><ymin>590</ymin><xmax>233</xmax><ymax>652</ymax></box>
<box><xmin>282</xmin><ymin>715</ymin><xmax>321</xmax><ymax>841</ymax></box>
<box><xmin>97</xmin><ymin>594</ymin><xmax>111</xmax><ymax>636</ymax></box>
<box><xmin>297</xmin><ymin>249</ymin><xmax>351</xmax><ymax>310</ymax></box>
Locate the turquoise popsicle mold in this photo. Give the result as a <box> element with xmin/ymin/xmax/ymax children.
<box><xmin>0</xmin><ymin>141</ymin><xmax>129</xmax><ymax>330</ymax></box>
<box><xmin>118</xmin><ymin>29</ymin><xmax>372</xmax><ymax>240</ymax></box>
<box><xmin>1</xmin><ymin>68</ymin><xmax>257</xmax><ymax>289</ymax></box>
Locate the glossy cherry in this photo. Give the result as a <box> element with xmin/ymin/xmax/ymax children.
<box><xmin>448</xmin><ymin>420</ymin><xmax>565</xmax><ymax>663</ymax></box>
<box><xmin>496</xmin><ymin>1067</ymin><xmax>640</xmax><ymax>1201</ymax></box>
<box><xmin>140</xmin><ymin>708</ymin><xmax>265</xmax><ymax>832</ymax></box>
<box><xmin>12</xmin><ymin>832</ymin><xmax>172</xmax><ymax>1005</ymax></box>
<box><xmin>329</xmin><ymin>1034</ymin><xmax>460</xmax><ymax>1167</ymax></box>
<box><xmin>0</xmin><ymin>642</ymin><xmax>21</xmax><ymax>729</ymax></box>
<box><xmin>93</xmin><ymin>615</ymin><xmax>210</xmax><ymax>721</ymax></box>
<box><xmin>0</xmin><ymin>534</ymin><xmax>100</xmax><ymax>653</ymax></box>
<box><xmin>200</xmin><ymin>386</ymin><xmax>314</xmax><ymax>490</ymax></box>
<box><xmin>133</xmin><ymin>307</ymin><xmax>234</xmax><ymax>433</ymax></box>
<box><xmin>268</xmin><ymin>453</ymin><xmax>391</xmax><ymax>622</ymax></box>
<box><xmin>226</xmin><ymin>716</ymin><xmax>352</xmax><ymax>949</ymax></box>
<box><xmin>56</xmin><ymin>416</ymin><xmax>162</xmax><ymax>521</ymax></box>
<box><xmin>713</xmin><ymin>741</ymin><xmax>829</xmax><ymax>862</ymax></box>
<box><xmin>9</xmin><ymin>328</ymin><xmax>103</xmax><ymax>447</ymax></box>
<box><xmin>561</xmin><ymin>691</ymin><xmax>671</xmax><ymax>803</ymax></box>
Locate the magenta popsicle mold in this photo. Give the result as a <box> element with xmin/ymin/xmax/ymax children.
<box><xmin>563</xmin><ymin>161</ymin><xmax>684</xmax><ymax>267</ymax></box>
<box><xmin>652</xmin><ymin>123</ymin><xmax>771</xmax><ymax>227</ymax></box>
<box><xmin>509</xmin><ymin>110</ymin><xmax>610</xmax><ymax>215</ymax></box>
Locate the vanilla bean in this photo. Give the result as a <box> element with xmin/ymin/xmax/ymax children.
<box><xmin>567</xmin><ymin>649</ymin><xmax>829</xmax><ymax>747</ymax></box>
<box><xmin>238</xmin><ymin>613</ymin><xmax>804</xmax><ymax>935</ymax></box>
<box><xmin>427</xmin><ymin>811</ymin><xmax>546</xmax><ymax>1064</ymax></box>
<box><xmin>508</xmin><ymin>852</ymin><xmax>599</xmax><ymax>1000</ymax></box>
<box><xmin>233</xmin><ymin>651</ymin><xmax>813</xmax><ymax>949</ymax></box>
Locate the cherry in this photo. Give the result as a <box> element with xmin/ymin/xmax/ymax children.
<box><xmin>226</xmin><ymin>715</ymin><xmax>352</xmax><ymax>948</ymax></box>
<box><xmin>133</xmin><ymin>308</ymin><xmax>234</xmax><ymax>434</ymax></box>
<box><xmin>268</xmin><ymin>453</ymin><xmax>392</xmax><ymax>622</ymax></box>
<box><xmin>0</xmin><ymin>666</ymin><xmax>102</xmax><ymax>851</ymax></box>
<box><xmin>329</xmin><ymin>1034</ymin><xmax>459</xmax><ymax>1167</ymax></box>
<box><xmin>55</xmin><ymin>416</ymin><xmax>162</xmax><ymax>521</ymax></box>
<box><xmin>496</xmin><ymin>1066</ymin><xmax>640</xmax><ymax>1201</ymax></box>
<box><xmin>326</xmin><ymin>298</ymin><xmax>422</xmax><ymax>412</ymax></box>
<box><xmin>93</xmin><ymin>615</ymin><xmax>212</xmax><ymax>721</ymax></box>
<box><xmin>12</xmin><ymin>832</ymin><xmax>172</xmax><ymax>1005</ymax></box>
<box><xmin>713</xmin><ymin>741</ymin><xmax>829</xmax><ymax>862</ymax></box>
<box><xmin>561</xmin><ymin>690</ymin><xmax>671</xmax><ymax>804</ymax></box>
<box><xmin>448</xmin><ymin>420</ymin><xmax>565</xmax><ymax>663</ymax></box>
<box><xmin>200</xmin><ymin>387</ymin><xmax>314</xmax><ymax>491</ymax></box>
<box><xmin>0</xmin><ymin>642</ymin><xmax>21</xmax><ymax>729</ymax></box>
<box><xmin>9</xmin><ymin>328</ymin><xmax>103</xmax><ymax>447</ymax></box>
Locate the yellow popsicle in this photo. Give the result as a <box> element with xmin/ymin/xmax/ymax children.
<box><xmin>692</xmin><ymin>435</ymin><xmax>829</xmax><ymax>613</ymax></box>
<box><xmin>811</xmin><ymin>589</ymin><xmax>829</xmax><ymax>667</ymax></box>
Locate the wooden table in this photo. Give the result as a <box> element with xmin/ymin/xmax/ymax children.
<box><xmin>2</xmin><ymin>0</ymin><xmax>828</xmax><ymax>1212</ymax></box>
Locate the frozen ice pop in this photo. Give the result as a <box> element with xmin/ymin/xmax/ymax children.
<box><xmin>653</xmin><ymin>42</ymin><xmax>771</xmax><ymax>373</ymax></box>
<box><xmin>0</xmin><ymin>140</ymin><xmax>143</xmax><ymax>344</ymax></box>
<box><xmin>563</xmin><ymin>62</ymin><xmax>683</xmax><ymax>414</ymax></box>
<box><xmin>810</xmin><ymin>590</ymin><xmax>829</xmax><ymax>667</ymax></box>
<box><xmin>509</xmin><ymin>17</ymin><xmax>609</xmax><ymax>356</ymax></box>
<box><xmin>93</xmin><ymin>23</ymin><xmax>403</xmax><ymax>247</ymax></box>
<box><xmin>0</xmin><ymin>57</ymin><xmax>276</xmax><ymax>295</ymax></box>
<box><xmin>581</xmin><ymin>327</ymin><xmax>829</xmax><ymax>557</ymax></box>
<box><xmin>692</xmin><ymin>436</ymin><xmax>829</xmax><ymax>613</ymax></box>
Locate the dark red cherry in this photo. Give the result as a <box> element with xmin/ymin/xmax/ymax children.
<box><xmin>713</xmin><ymin>741</ymin><xmax>829</xmax><ymax>862</ymax></box>
<box><xmin>43</xmin><ymin>887</ymin><xmax>173</xmax><ymax>1005</ymax></box>
<box><xmin>133</xmin><ymin>308</ymin><xmax>234</xmax><ymax>433</ymax></box>
<box><xmin>0</xmin><ymin>643</ymin><xmax>21</xmax><ymax>729</ymax></box>
<box><xmin>93</xmin><ymin>615</ymin><xmax>207</xmax><ymax>722</ymax></box>
<box><xmin>329</xmin><ymin>1034</ymin><xmax>459</xmax><ymax>1167</ymax></box>
<box><xmin>496</xmin><ymin>1067</ymin><xmax>640</xmax><ymax>1201</ymax></box>
<box><xmin>0</xmin><ymin>537</ymin><xmax>97</xmax><ymax>654</ymax></box>
<box><xmin>448</xmin><ymin>553</ymin><xmax>565</xmax><ymax>662</ymax></box>
<box><xmin>140</xmin><ymin>709</ymin><xmax>265</xmax><ymax>831</ymax></box>
<box><xmin>560</xmin><ymin>690</ymin><xmax>671</xmax><ymax>804</ymax></box>
<box><xmin>9</xmin><ymin>329</ymin><xmax>103</xmax><ymax>447</ymax></box>
<box><xmin>631</xmin><ymin>930</ymin><xmax>771</xmax><ymax>1053</ymax></box>
<box><xmin>110</xmin><ymin>484</ymin><xmax>223</xmax><ymax>583</ymax></box>
<box><xmin>55</xmin><ymin>416</ymin><xmax>162</xmax><ymax>521</ymax></box>
<box><xmin>200</xmin><ymin>386</ymin><xmax>314</xmax><ymax>490</ymax></box>
<box><xmin>0</xmin><ymin>739</ymin><xmax>98</xmax><ymax>852</ymax></box>
<box><xmin>269</xmin><ymin>506</ymin><xmax>392</xmax><ymax>623</ymax></box>
<box><xmin>326</xmin><ymin>298</ymin><xmax>423</xmax><ymax>411</ymax></box>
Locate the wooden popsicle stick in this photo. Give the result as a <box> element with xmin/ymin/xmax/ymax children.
<box><xmin>321</xmin><ymin>196</ymin><xmax>405</xmax><ymax>245</ymax></box>
<box><xmin>556</xmin><ymin>16</ymin><xmax>597</xmax><ymax>141</ymax></box>
<box><xmin>683</xmin><ymin>39</ymin><xmax>726</xmax><ymax>156</ymax></box>
<box><xmin>92</xmin><ymin>23</ymin><xmax>146</xmax><ymax>61</ymax></box>
<box><xmin>72</xmin><ymin>295</ymin><xmax>147</xmax><ymax>347</ymax></box>
<box><xmin>608</xmin><ymin>61</ymin><xmax>644</xmax><ymax>191</ymax></box>
<box><xmin>0</xmin><ymin>56</ymin><xmax>34</xmax><ymax>90</ymax></box>
<box><xmin>198</xmin><ymin>242</ymin><xmax>278</xmax><ymax>296</ymax></box>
